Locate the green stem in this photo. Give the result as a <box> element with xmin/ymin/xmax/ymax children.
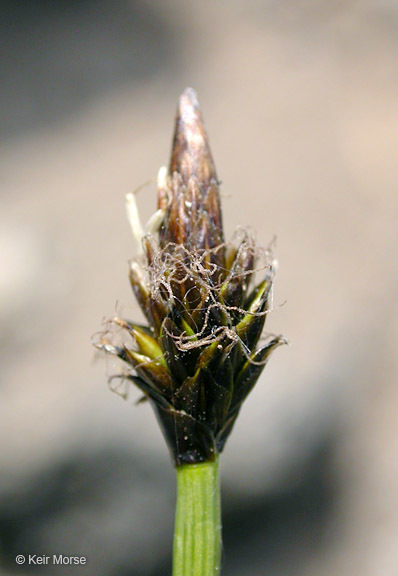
<box><xmin>172</xmin><ymin>457</ymin><xmax>221</xmax><ymax>576</ymax></box>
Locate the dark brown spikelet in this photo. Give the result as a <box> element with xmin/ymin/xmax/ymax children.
<box><xmin>159</xmin><ymin>88</ymin><xmax>224</xmax><ymax>266</ymax></box>
<box><xmin>96</xmin><ymin>88</ymin><xmax>286</xmax><ymax>466</ymax></box>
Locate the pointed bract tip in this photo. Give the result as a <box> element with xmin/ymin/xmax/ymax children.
<box><xmin>169</xmin><ymin>87</ymin><xmax>217</xmax><ymax>188</ymax></box>
<box><xmin>178</xmin><ymin>87</ymin><xmax>200</xmax><ymax>112</ymax></box>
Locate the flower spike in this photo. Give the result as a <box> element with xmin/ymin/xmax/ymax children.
<box><xmin>96</xmin><ymin>88</ymin><xmax>286</xmax><ymax>466</ymax></box>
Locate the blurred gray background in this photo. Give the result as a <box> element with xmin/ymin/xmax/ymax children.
<box><xmin>1</xmin><ymin>1</ymin><xmax>397</xmax><ymax>575</ymax></box>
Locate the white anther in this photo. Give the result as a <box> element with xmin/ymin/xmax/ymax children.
<box><xmin>157</xmin><ymin>166</ymin><xmax>168</xmax><ymax>191</ymax></box>
<box><xmin>126</xmin><ymin>192</ymin><xmax>145</xmax><ymax>253</ymax></box>
<box><xmin>145</xmin><ymin>209</ymin><xmax>166</xmax><ymax>236</ymax></box>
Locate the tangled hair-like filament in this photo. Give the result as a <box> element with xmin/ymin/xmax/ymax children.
<box><xmin>94</xmin><ymin>226</ymin><xmax>281</xmax><ymax>396</ymax></box>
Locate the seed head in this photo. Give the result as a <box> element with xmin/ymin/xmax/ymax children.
<box><xmin>95</xmin><ymin>88</ymin><xmax>286</xmax><ymax>466</ymax></box>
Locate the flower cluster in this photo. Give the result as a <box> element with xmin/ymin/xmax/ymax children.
<box><xmin>96</xmin><ymin>88</ymin><xmax>285</xmax><ymax>466</ymax></box>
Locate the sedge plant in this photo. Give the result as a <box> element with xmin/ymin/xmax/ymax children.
<box><xmin>95</xmin><ymin>88</ymin><xmax>286</xmax><ymax>575</ymax></box>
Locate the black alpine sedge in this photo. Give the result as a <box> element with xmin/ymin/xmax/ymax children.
<box><xmin>95</xmin><ymin>87</ymin><xmax>286</xmax><ymax>467</ymax></box>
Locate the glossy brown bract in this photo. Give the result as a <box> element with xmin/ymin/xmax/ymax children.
<box><xmin>96</xmin><ymin>88</ymin><xmax>285</xmax><ymax>466</ymax></box>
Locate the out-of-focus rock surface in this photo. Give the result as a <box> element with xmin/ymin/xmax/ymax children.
<box><xmin>0</xmin><ymin>1</ymin><xmax>397</xmax><ymax>574</ymax></box>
